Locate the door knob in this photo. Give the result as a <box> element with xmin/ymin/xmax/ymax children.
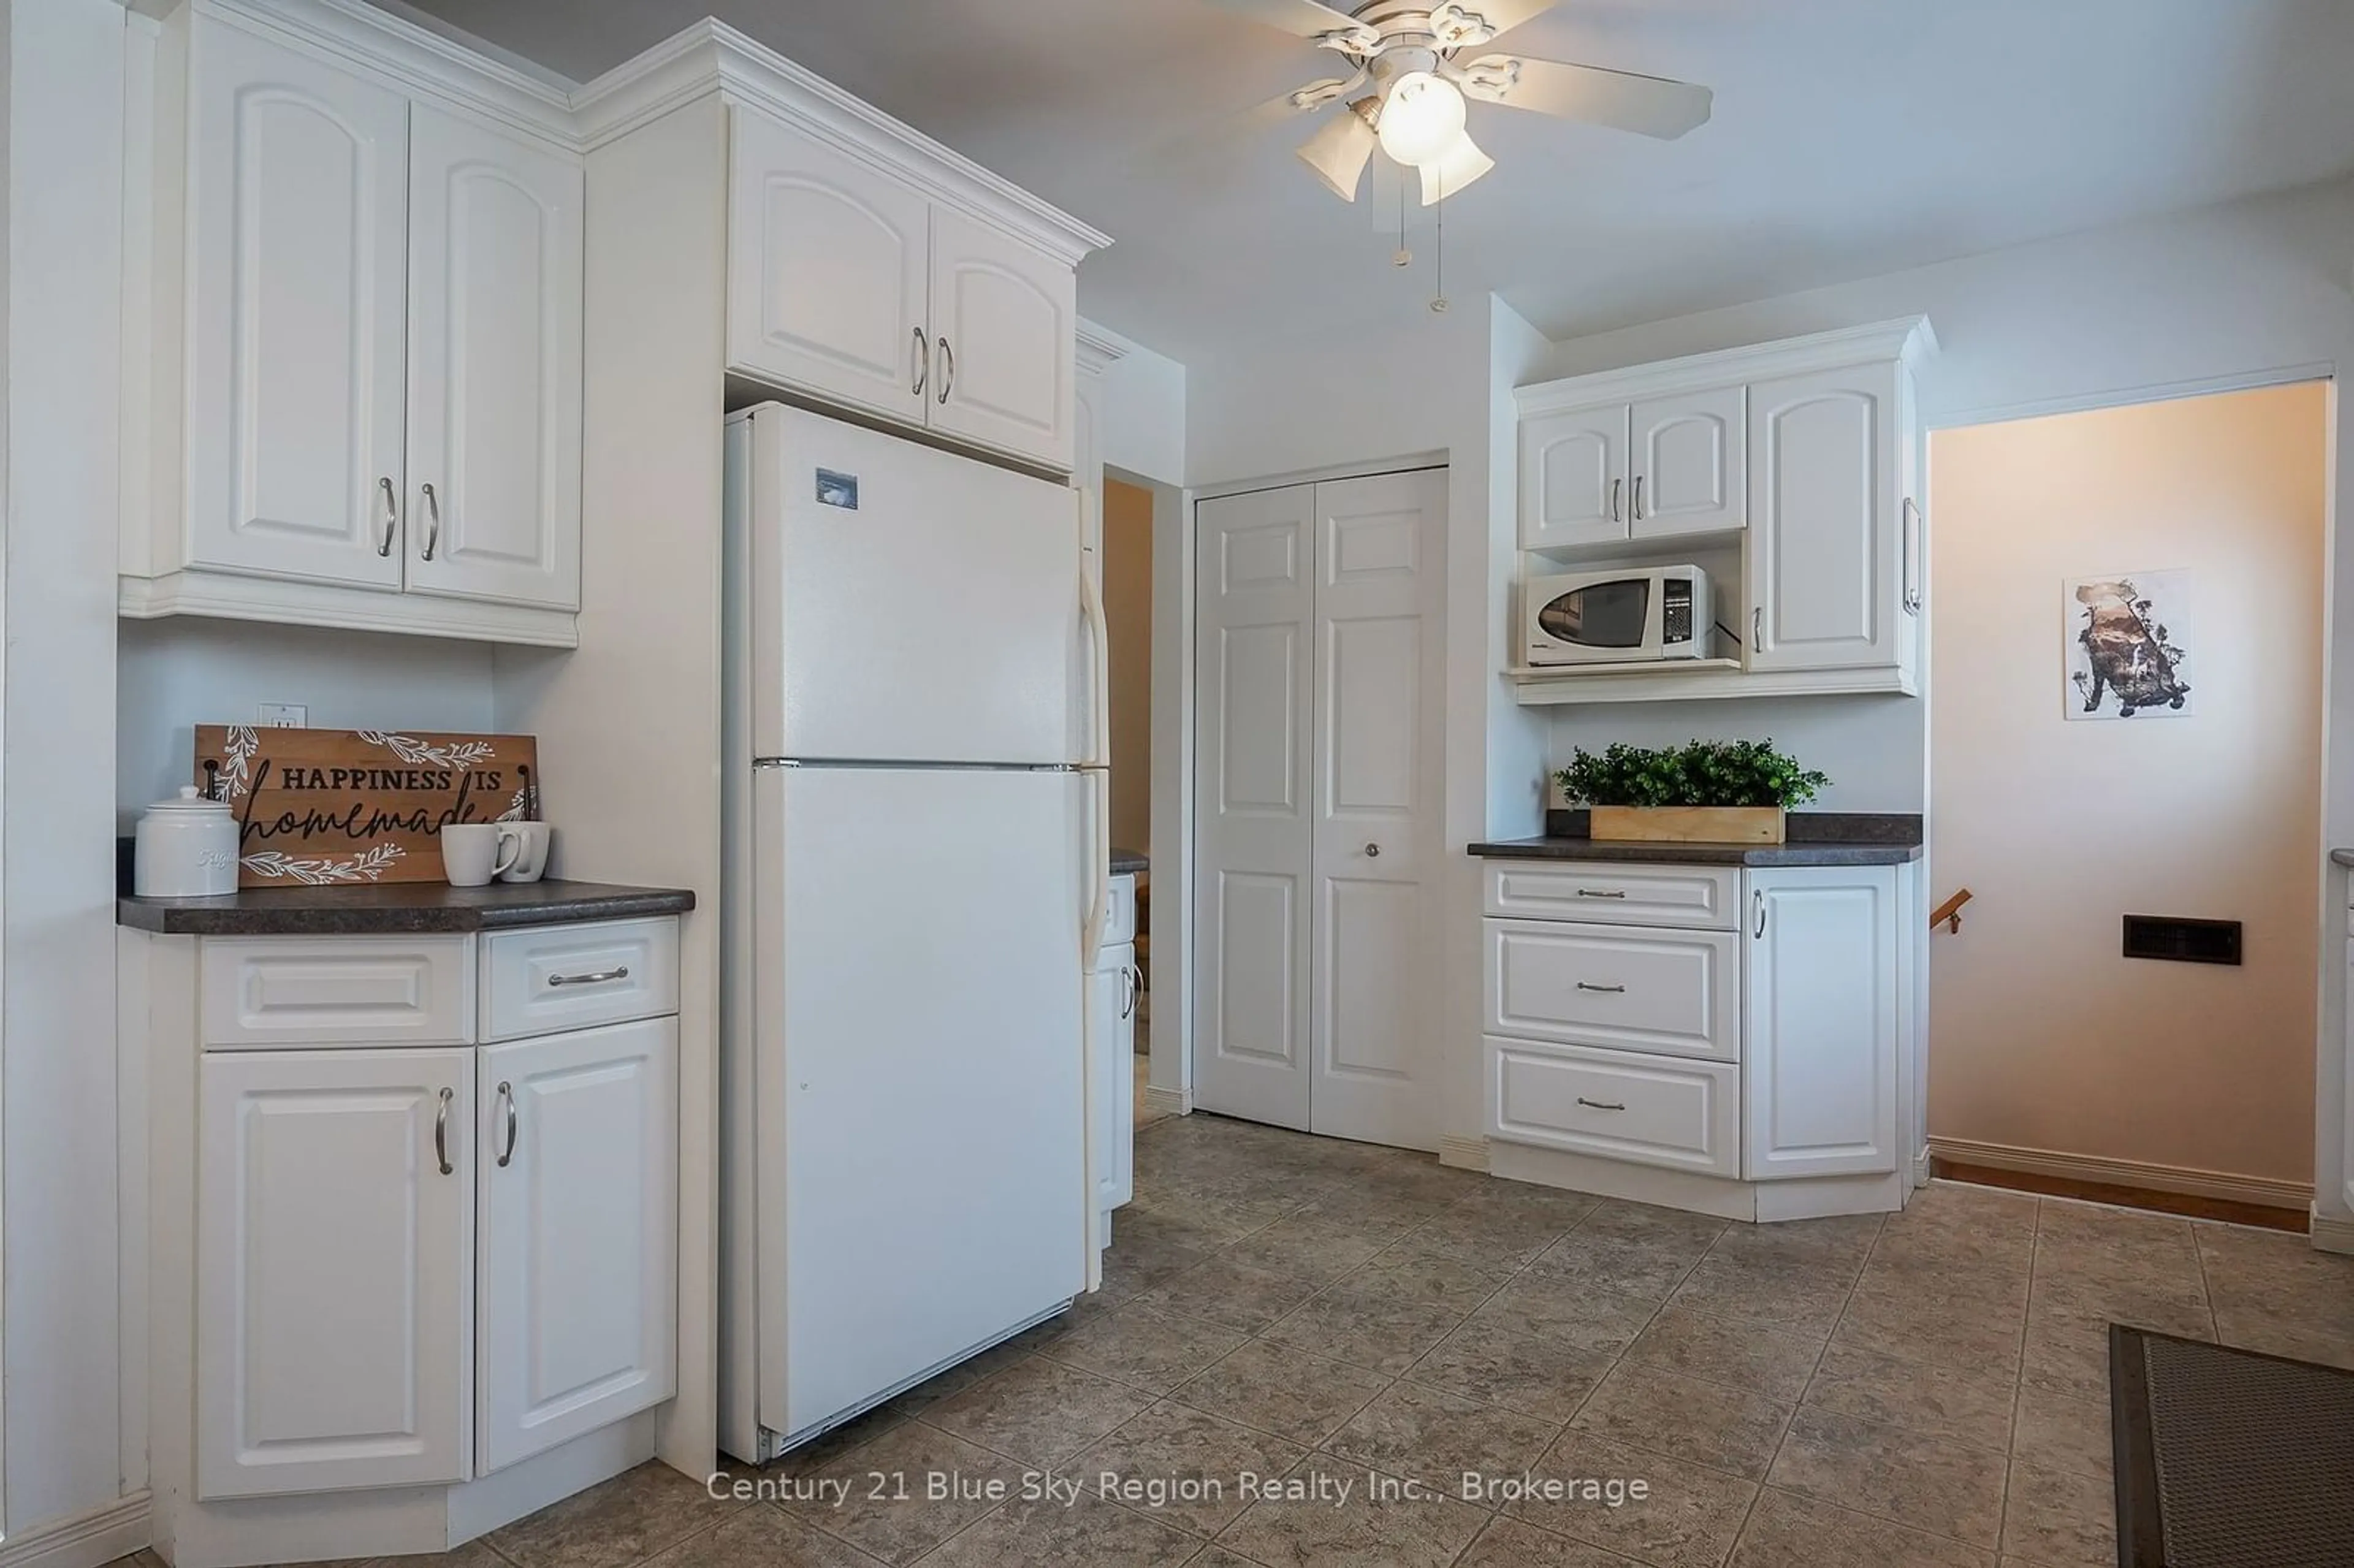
<box><xmin>1365</xmin><ymin>842</ymin><xmax>1381</xmax><ymax>857</ymax></box>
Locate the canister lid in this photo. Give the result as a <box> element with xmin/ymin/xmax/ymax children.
<box><xmin>148</xmin><ymin>786</ymin><xmax>233</xmax><ymax>814</ymax></box>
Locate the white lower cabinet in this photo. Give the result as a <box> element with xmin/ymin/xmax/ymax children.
<box><xmin>197</xmin><ymin>1048</ymin><xmax>474</xmax><ymax>1499</ymax></box>
<box><xmin>1091</xmin><ymin>940</ymin><xmax>1138</xmax><ymax>1245</ymax></box>
<box><xmin>186</xmin><ymin>918</ymin><xmax>681</xmax><ymax>1507</ymax></box>
<box><xmin>478</xmin><ymin>1018</ymin><xmax>679</xmax><ymax>1472</ymax></box>
<box><xmin>1481</xmin><ymin>859</ymin><xmax>1903</xmax><ymax>1217</ymax></box>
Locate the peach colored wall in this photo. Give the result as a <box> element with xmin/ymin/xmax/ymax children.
<box><xmin>1929</xmin><ymin>382</ymin><xmax>2326</xmax><ymax>1186</ymax></box>
<box><xmin>1103</xmin><ymin>478</ymin><xmax>1154</xmax><ymax>854</ymax></box>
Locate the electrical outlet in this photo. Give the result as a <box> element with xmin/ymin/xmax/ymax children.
<box><xmin>257</xmin><ymin>703</ymin><xmax>307</xmax><ymax>728</ymax></box>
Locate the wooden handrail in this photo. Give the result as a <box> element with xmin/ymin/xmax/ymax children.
<box><xmin>1931</xmin><ymin>888</ymin><xmax>1973</xmax><ymax>933</ymax></box>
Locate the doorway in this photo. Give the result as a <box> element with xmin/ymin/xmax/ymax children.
<box><xmin>1102</xmin><ymin>476</ymin><xmax>1158</xmax><ymax>1127</ymax></box>
<box><xmin>1927</xmin><ymin>382</ymin><xmax>2328</xmax><ymax>1212</ymax></box>
<box><xmin>1190</xmin><ymin>466</ymin><xmax>1447</xmax><ymax>1151</ymax></box>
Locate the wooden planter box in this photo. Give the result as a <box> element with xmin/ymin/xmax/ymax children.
<box><xmin>1590</xmin><ymin>805</ymin><xmax>1787</xmax><ymax>845</ymax></box>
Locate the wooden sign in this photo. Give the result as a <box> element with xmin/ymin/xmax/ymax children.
<box><xmin>193</xmin><ymin>726</ymin><xmax>539</xmax><ymax>887</ymax></box>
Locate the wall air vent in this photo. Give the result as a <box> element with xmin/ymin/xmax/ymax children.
<box><xmin>2121</xmin><ymin>915</ymin><xmax>2242</xmax><ymax>966</ymax></box>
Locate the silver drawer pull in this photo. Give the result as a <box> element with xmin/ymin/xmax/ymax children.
<box><xmin>495</xmin><ymin>1080</ymin><xmax>517</xmax><ymax>1168</ymax></box>
<box><xmin>1575</xmin><ymin>981</ymin><xmax>1627</xmax><ymax>993</ymax></box>
<box><xmin>1576</xmin><ymin>1096</ymin><xmax>1627</xmax><ymax>1112</ymax></box>
<box><xmin>548</xmin><ymin>965</ymin><xmax>629</xmax><ymax>988</ymax></box>
<box><xmin>434</xmin><ymin>1087</ymin><xmax>455</xmax><ymax>1174</ymax></box>
<box><xmin>1575</xmin><ymin>888</ymin><xmax>1628</xmax><ymax>899</ymax></box>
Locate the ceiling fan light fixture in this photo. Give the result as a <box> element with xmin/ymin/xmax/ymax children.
<box><xmin>1295</xmin><ymin>107</ymin><xmax>1379</xmax><ymax>201</ymax></box>
<box><xmin>1374</xmin><ymin>70</ymin><xmax>1466</xmax><ymax>167</ymax></box>
<box><xmin>1417</xmin><ymin>129</ymin><xmax>1493</xmax><ymax>204</ymax></box>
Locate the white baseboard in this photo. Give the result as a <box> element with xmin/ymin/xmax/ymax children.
<box><xmin>1141</xmin><ymin>1084</ymin><xmax>1189</xmax><ymax>1119</ymax></box>
<box><xmin>0</xmin><ymin>1492</ymin><xmax>151</xmax><ymax>1568</ymax></box>
<box><xmin>2311</xmin><ymin>1208</ymin><xmax>2354</xmax><ymax>1255</ymax></box>
<box><xmin>1436</xmin><ymin>1135</ymin><xmax>1489</xmax><ymax>1173</ymax></box>
<box><xmin>1912</xmin><ymin>1146</ymin><xmax>1931</xmax><ymax>1187</ymax></box>
<box><xmin>1925</xmin><ymin>1136</ymin><xmax>2310</xmax><ymax>1211</ymax></box>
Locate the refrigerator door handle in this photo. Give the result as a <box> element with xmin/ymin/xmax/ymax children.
<box><xmin>1080</xmin><ymin>559</ymin><xmax>1113</xmax><ymax>957</ymax></box>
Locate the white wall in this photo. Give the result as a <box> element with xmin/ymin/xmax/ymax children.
<box><xmin>116</xmin><ymin>620</ymin><xmax>496</xmax><ymax>825</ymax></box>
<box><xmin>1545</xmin><ymin>696</ymin><xmax>1927</xmax><ymax>813</ymax></box>
<box><xmin>1076</xmin><ymin>316</ymin><xmax>1186</xmax><ymax>488</ymax></box>
<box><xmin>1527</xmin><ymin>178</ymin><xmax>2354</xmax><ymax>1222</ymax></box>
<box><xmin>4</xmin><ymin>0</ymin><xmax>128</xmax><ymax>1540</ymax></box>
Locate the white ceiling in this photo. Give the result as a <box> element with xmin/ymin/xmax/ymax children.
<box><xmin>404</xmin><ymin>0</ymin><xmax>2354</xmax><ymax>363</ymax></box>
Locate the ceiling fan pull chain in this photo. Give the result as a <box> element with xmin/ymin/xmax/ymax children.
<box><xmin>1431</xmin><ymin>186</ymin><xmax>1449</xmax><ymax>313</ymax></box>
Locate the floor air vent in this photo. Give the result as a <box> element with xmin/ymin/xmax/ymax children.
<box><xmin>2122</xmin><ymin>915</ymin><xmax>2242</xmax><ymax>966</ymax></box>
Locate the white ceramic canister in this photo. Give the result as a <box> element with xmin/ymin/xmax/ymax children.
<box><xmin>135</xmin><ymin>786</ymin><xmax>242</xmax><ymax>896</ymax></box>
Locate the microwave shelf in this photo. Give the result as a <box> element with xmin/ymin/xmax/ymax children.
<box><xmin>1509</xmin><ymin>659</ymin><xmax>1916</xmax><ymax>707</ymax></box>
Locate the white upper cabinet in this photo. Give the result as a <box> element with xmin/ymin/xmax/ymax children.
<box><xmin>476</xmin><ymin>1018</ymin><xmax>677</xmax><ymax>1474</ymax></box>
<box><xmin>1631</xmin><ymin>387</ymin><xmax>1745</xmax><ymax>539</ymax></box>
<box><xmin>197</xmin><ymin>1048</ymin><xmax>473</xmax><ymax>1499</ymax></box>
<box><xmin>185</xmin><ymin>20</ymin><xmax>409</xmax><ymax>590</ymax></box>
<box><xmin>928</xmin><ymin>207</ymin><xmax>1076</xmax><ymax>470</ymax></box>
<box><xmin>1520</xmin><ymin>404</ymin><xmax>1628</xmax><ymax>550</ymax></box>
<box><xmin>726</xmin><ymin>107</ymin><xmax>932</xmax><ymax>426</ymax></box>
<box><xmin>1746</xmin><ymin>362</ymin><xmax>1902</xmax><ymax>672</ymax></box>
<box><xmin>722</xmin><ymin>103</ymin><xmax>1097</xmax><ymax>473</ymax></box>
<box><xmin>1743</xmin><ymin>867</ymin><xmax>1899</xmax><ymax>1181</ymax></box>
<box><xmin>403</xmin><ymin>106</ymin><xmax>584</xmax><ymax>611</ymax></box>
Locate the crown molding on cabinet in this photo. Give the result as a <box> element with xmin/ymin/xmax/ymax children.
<box><xmin>569</xmin><ymin>20</ymin><xmax>1111</xmax><ymax>267</ymax></box>
<box><xmin>1517</xmin><ymin>315</ymin><xmax>1938</xmax><ymax>419</ymax></box>
<box><xmin>1076</xmin><ymin>321</ymin><xmax>1130</xmax><ymax>376</ymax></box>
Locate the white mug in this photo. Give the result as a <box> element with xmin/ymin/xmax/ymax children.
<box><xmin>497</xmin><ymin>822</ymin><xmax>552</xmax><ymax>883</ymax></box>
<box><xmin>441</xmin><ymin>823</ymin><xmax>519</xmax><ymax>887</ymax></box>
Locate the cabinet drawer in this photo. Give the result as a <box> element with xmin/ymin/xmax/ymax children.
<box><xmin>201</xmin><ymin>937</ymin><xmax>474</xmax><ymax>1049</ymax></box>
<box><xmin>482</xmin><ymin>918</ymin><xmax>679</xmax><ymax>1042</ymax></box>
<box><xmin>1485</xmin><ymin>861</ymin><xmax>1739</xmax><ymax>930</ymax></box>
<box><xmin>1485</xmin><ymin>919</ymin><xmax>1739</xmax><ymax>1063</ymax></box>
<box><xmin>1102</xmin><ymin>873</ymin><xmax>1138</xmax><ymax>947</ymax></box>
<box><xmin>1484</xmin><ymin>1037</ymin><xmax>1740</xmax><ymax>1177</ymax></box>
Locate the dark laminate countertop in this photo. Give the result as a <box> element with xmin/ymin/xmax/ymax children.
<box><xmin>119</xmin><ymin>879</ymin><xmax>696</xmax><ymax>936</ymax></box>
<box><xmin>1111</xmin><ymin>847</ymin><xmax>1148</xmax><ymax>876</ymax></box>
<box><xmin>1469</xmin><ymin>810</ymin><xmax>1923</xmax><ymax>867</ymax></box>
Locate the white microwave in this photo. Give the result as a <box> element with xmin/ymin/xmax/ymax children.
<box><xmin>1524</xmin><ymin>565</ymin><xmax>1715</xmax><ymax>666</ymax></box>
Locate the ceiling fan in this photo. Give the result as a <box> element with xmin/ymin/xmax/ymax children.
<box><xmin>1212</xmin><ymin>0</ymin><xmax>1712</xmax><ymax>205</ymax></box>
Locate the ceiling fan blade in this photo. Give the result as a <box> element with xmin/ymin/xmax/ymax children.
<box><xmin>1297</xmin><ymin>109</ymin><xmax>1378</xmax><ymax>201</ymax></box>
<box><xmin>1418</xmin><ymin>131</ymin><xmax>1495</xmax><ymax>204</ymax></box>
<box><xmin>1438</xmin><ymin>0</ymin><xmax>1566</xmax><ymax>42</ymax></box>
<box><xmin>1203</xmin><ymin>0</ymin><xmax>1375</xmax><ymax>42</ymax></box>
<box><xmin>1458</xmin><ymin>54</ymin><xmax>1713</xmax><ymax>139</ymax></box>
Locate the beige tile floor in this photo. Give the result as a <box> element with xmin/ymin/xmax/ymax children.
<box><xmin>115</xmin><ymin>1111</ymin><xmax>2354</xmax><ymax>1568</ymax></box>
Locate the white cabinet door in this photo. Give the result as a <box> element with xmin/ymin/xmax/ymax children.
<box><xmin>1746</xmin><ymin>363</ymin><xmax>1902</xmax><ymax>671</ymax></box>
<box><xmin>726</xmin><ymin>106</ymin><xmax>931</xmax><ymax>424</ymax></box>
<box><xmin>185</xmin><ymin>18</ymin><xmax>409</xmax><ymax>588</ymax></box>
<box><xmin>1091</xmin><ymin>939</ymin><xmax>1137</xmax><ymax>1252</ymax></box>
<box><xmin>928</xmin><ymin>206</ymin><xmax>1077</xmax><ymax>470</ymax></box>
<box><xmin>477</xmin><ymin>1018</ymin><xmax>677</xmax><ymax>1474</ymax></box>
<box><xmin>1743</xmin><ymin>867</ymin><xmax>1899</xmax><ymax>1180</ymax></box>
<box><xmin>197</xmin><ymin>1048</ymin><xmax>472</xmax><ymax>1498</ymax></box>
<box><xmin>1631</xmin><ymin>386</ymin><xmax>1744</xmax><ymax>538</ymax></box>
<box><xmin>1520</xmin><ymin>404</ymin><xmax>1628</xmax><ymax>550</ymax></box>
<box><xmin>1192</xmin><ymin>484</ymin><xmax>1316</xmax><ymax>1132</ymax></box>
<box><xmin>403</xmin><ymin>106</ymin><xmax>583</xmax><ymax>610</ymax></box>
<box><xmin>1308</xmin><ymin>469</ymin><xmax>1446</xmax><ymax>1151</ymax></box>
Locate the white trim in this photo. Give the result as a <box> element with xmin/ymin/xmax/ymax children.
<box><xmin>1510</xmin><ymin>663</ymin><xmax>1918</xmax><ymax>706</ymax></box>
<box><xmin>1926</xmin><ymin>359</ymin><xmax>2338</xmax><ymax>432</ymax></box>
<box><xmin>118</xmin><ymin>572</ymin><xmax>581</xmax><ymax>648</ymax></box>
<box><xmin>1913</xmin><ymin>1144</ymin><xmax>1932</xmax><ymax>1188</ymax></box>
<box><xmin>1516</xmin><ymin>316</ymin><xmax>1938</xmax><ymax>417</ymax></box>
<box><xmin>1075</xmin><ymin>321</ymin><xmax>1129</xmax><ymax>376</ymax></box>
<box><xmin>1437</xmin><ymin>1134</ymin><xmax>1490</xmax><ymax>1173</ymax></box>
<box><xmin>2310</xmin><ymin>1208</ymin><xmax>2354</xmax><ymax>1255</ymax></box>
<box><xmin>1142</xmin><ymin>1084</ymin><xmax>1190</xmax><ymax>1119</ymax></box>
<box><xmin>1189</xmin><ymin>452</ymin><xmax>1449</xmax><ymax>503</ymax></box>
<box><xmin>0</xmin><ymin>1493</ymin><xmax>151</xmax><ymax>1568</ymax></box>
<box><xmin>1926</xmin><ymin>1135</ymin><xmax>2311</xmax><ymax>1212</ymax></box>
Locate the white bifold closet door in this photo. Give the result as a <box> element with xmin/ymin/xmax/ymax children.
<box><xmin>1193</xmin><ymin>468</ymin><xmax>1446</xmax><ymax>1151</ymax></box>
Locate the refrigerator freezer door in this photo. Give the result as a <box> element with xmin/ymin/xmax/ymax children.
<box><xmin>755</xmin><ymin>764</ymin><xmax>1088</xmax><ymax>1442</ymax></box>
<box><xmin>746</xmin><ymin>404</ymin><xmax>1083</xmax><ymax>766</ymax></box>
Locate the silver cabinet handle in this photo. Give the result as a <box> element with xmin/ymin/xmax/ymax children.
<box><xmin>1632</xmin><ymin>474</ymin><xmax>1645</xmax><ymax>520</ymax></box>
<box><xmin>495</xmin><ymin>1079</ymin><xmax>517</xmax><ymax>1168</ymax></box>
<box><xmin>1609</xmin><ymin>476</ymin><xmax>1622</xmax><ymax>523</ymax></box>
<box><xmin>1902</xmin><ymin>497</ymin><xmax>1923</xmax><ymax>614</ymax></box>
<box><xmin>1365</xmin><ymin>842</ymin><xmax>1381</xmax><ymax>858</ymax></box>
<box><xmin>1119</xmin><ymin>965</ymin><xmax>1139</xmax><ymax>1021</ymax></box>
<box><xmin>377</xmin><ymin>476</ymin><xmax>398</xmax><ymax>557</ymax></box>
<box><xmin>937</xmin><ymin>336</ymin><xmax>955</xmax><ymax>404</ymax></box>
<box><xmin>1575</xmin><ymin>981</ymin><xmax>1626</xmax><ymax>993</ymax></box>
<box><xmin>419</xmin><ymin>481</ymin><xmax>442</xmax><ymax>561</ymax></box>
<box><xmin>1576</xmin><ymin>1097</ymin><xmax>1626</xmax><ymax>1111</ymax></box>
<box><xmin>1575</xmin><ymin>888</ymin><xmax>1627</xmax><ymax>900</ymax></box>
<box><xmin>548</xmin><ymin>965</ymin><xmax>629</xmax><ymax>988</ymax></box>
<box><xmin>912</xmin><ymin>327</ymin><xmax>929</xmax><ymax>398</ymax></box>
<box><xmin>1753</xmin><ymin>889</ymin><xmax>1767</xmax><ymax>939</ymax></box>
<box><xmin>1753</xmin><ymin>606</ymin><xmax>1766</xmax><ymax>652</ymax></box>
<box><xmin>434</xmin><ymin>1086</ymin><xmax>454</xmax><ymax>1176</ymax></box>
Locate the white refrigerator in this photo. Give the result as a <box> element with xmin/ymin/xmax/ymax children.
<box><xmin>718</xmin><ymin>403</ymin><xmax>1110</xmax><ymax>1463</ymax></box>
